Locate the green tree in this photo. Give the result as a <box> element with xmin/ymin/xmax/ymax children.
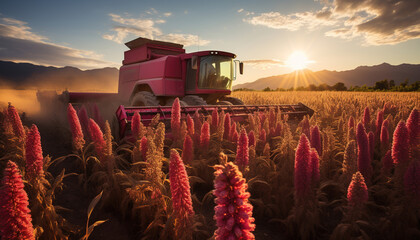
<box><xmin>333</xmin><ymin>82</ymin><xmax>347</xmax><ymax>91</ymax></box>
<box><xmin>374</xmin><ymin>79</ymin><xmax>389</xmax><ymax>90</ymax></box>
<box><xmin>308</xmin><ymin>84</ymin><xmax>317</xmax><ymax>91</ymax></box>
<box><xmin>318</xmin><ymin>83</ymin><xmax>331</xmax><ymax>91</ymax></box>
<box><xmin>400</xmin><ymin>79</ymin><xmax>409</xmax><ymax>87</ymax></box>
<box><xmin>389</xmin><ymin>80</ymin><xmax>395</xmax><ymax>88</ymax></box>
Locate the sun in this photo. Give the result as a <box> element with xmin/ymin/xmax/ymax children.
<box><xmin>285</xmin><ymin>51</ymin><xmax>312</xmax><ymax>71</ymax></box>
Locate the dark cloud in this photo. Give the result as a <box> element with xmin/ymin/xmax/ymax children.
<box><xmin>333</xmin><ymin>0</ymin><xmax>420</xmax><ymax>45</ymax></box>
<box><xmin>0</xmin><ymin>17</ymin><xmax>118</xmax><ymax>69</ymax></box>
<box><xmin>316</xmin><ymin>8</ymin><xmax>333</xmax><ymax>19</ymax></box>
<box><xmin>244</xmin><ymin>0</ymin><xmax>420</xmax><ymax>45</ymax></box>
<box><xmin>0</xmin><ymin>36</ymin><xmax>116</xmax><ymax>69</ymax></box>
<box><xmin>355</xmin><ymin>0</ymin><xmax>420</xmax><ymax>34</ymax></box>
<box><xmin>334</xmin><ymin>0</ymin><xmax>366</xmax><ymax>13</ymax></box>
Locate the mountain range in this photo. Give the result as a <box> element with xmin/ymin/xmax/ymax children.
<box><xmin>234</xmin><ymin>63</ymin><xmax>420</xmax><ymax>90</ymax></box>
<box><xmin>0</xmin><ymin>60</ymin><xmax>419</xmax><ymax>92</ymax></box>
<box><xmin>0</xmin><ymin>60</ymin><xmax>119</xmax><ymax>92</ymax></box>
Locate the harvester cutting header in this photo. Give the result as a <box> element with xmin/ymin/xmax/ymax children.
<box><xmin>38</xmin><ymin>37</ymin><xmax>314</xmax><ymax>137</ymax></box>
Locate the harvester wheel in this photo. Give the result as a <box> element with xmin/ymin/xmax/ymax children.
<box><xmin>182</xmin><ymin>95</ymin><xmax>207</xmax><ymax>106</ymax></box>
<box><xmin>130</xmin><ymin>91</ymin><xmax>159</xmax><ymax>106</ymax></box>
<box><xmin>165</xmin><ymin>98</ymin><xmax>188</xmax><ymax>107</ymax></box>
<box><xmin>215</xmin><ymin>101</ymin><xmax>233</xmax><ymax>105</ymax></box>
<box><xmin>222</xmin><ymin>97</ymin><xmax>244</xmax><ymax>105</ymax></box>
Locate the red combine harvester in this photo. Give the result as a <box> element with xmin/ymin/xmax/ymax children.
<box><xmin>38</xmin><ymin>37</ymin><xmax>314</xmax><ymax>138</ymax></box>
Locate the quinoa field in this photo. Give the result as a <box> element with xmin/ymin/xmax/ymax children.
<box><xmin>0</xmin><ymin>91</ymin><xmax>419</xmax><ymax>240</ymax></box>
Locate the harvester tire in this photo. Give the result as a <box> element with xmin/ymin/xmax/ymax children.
<box><xmin>130</xmin><ymin>91</ymin><xmax>159</xmax><ymax>106</ymax></box>
<box><xmin>165</xmin><ymin>98</ymin><xmax>188</xmax><ymax>107</ymax></box>
<box><xmin>222</xmin><ymin>97</ymin><xmax>244</xmax><ymax>105</ymax></box>
<box><xmin>182</xmin><ymin>95</ymin><xmax>207</xmax><ymax>106</ymax></box>
<box><xmin>215</xmin><ymin>101</ymin><xmax>233</xmax><ymax>105</ymax></box>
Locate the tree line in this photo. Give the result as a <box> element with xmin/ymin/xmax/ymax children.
<box><xmin>234</xmin><ymin>79</ymin><xmax>420</xmax><ymax>92</ymax></box>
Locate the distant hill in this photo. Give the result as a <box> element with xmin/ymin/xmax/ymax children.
<box><xmin>234</xmin><ymin>63</ymin><xmax>420</xmax><ymax>90</ymax></box>
<box><xmin>0</xmin><ymin>60</ymin><xmax>119</xmax><ymax>92</ymax></box>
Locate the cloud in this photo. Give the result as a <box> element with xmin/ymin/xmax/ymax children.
<box><xmin>332</xmin><ymin>0</ymin><xmax>420</xmax><ymax>45</ymax></box>
<box><xmin>243</xmin><ymin>59</ymin><xmax>285</xmax><ymax>69</ymax></box>
<box><xmin>160</xmin><ymin>34</ymin><xmax>210</xmax><ymax>47</ymax></box>
<box><xmin>0</xmin><ymin>18</ymin><xmax>47</xmax><ymax>42</ymax></box>
<box><xmin>244</xmin><ymin>9</ymin><xmax>337</xmax><ymax>31</ymax></box>
<box><xmin>244</xmin><ymin>0</ymin><xmax>420</xmax><ymax>45</ymax></box>
<box><xmin>103</xmin><ymin>13</ymin><xmax>210</xmax><ymax>47</ymax></box>
<box><xmin>0</xmin><ymin>17</ymin><xmax>118</xmax><ymax>69</ymax></box>
<box><xmin>237</xmin><ymin>9</ymin><xmax>254</xmax><ymax>16</ymax></box>
<box><xmin>146</xmin><ymin>8</ymin><xmax>158</xmax><ymax>15</ymax></box>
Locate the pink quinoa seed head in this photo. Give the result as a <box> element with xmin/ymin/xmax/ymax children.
<box><xmin>25</xmin><ymin>124</ymin><xmax>44</xmax><ymax>180</ymax></box>
<box><xmin>368</xmin><ymin>131</ymin><xmax>374</xmax><ymax>161</ymax></box>
<box><xmin>200</xmin><ymin>121</ymin><xmax>210</xmax><ymax>149</ymax></box>
<box><xmin>375</xmin><ymin>110</ymin><xmax>384</xmax><ymax>139</ymax></box>
<box><xmin>140</xmin><ymin>136</ymin><xmax>148</xmax><ymax>161</ymax></box>
<box><xmin>310</xmin><ymin>148</ymin><xmax>320</xmax><ymax>184</ymax></box>
<box><xmin>357</xmin><ymin>122</ymin><xmax>372</xmax><ymax>182</ymax></box>
<box><xmin>235</xmin><ymin>129</ymin><xmax>249</xmax><ymax>171</ymax></box>
<box><xmin>211</xmin><ymin>110</ymin><xmax>219</xmax><ymax>133</ymax></box>
<box><xmin>310</xmin><ymin>125</ymin><xmax>322</xmax><ymax>156</ymax></box>
<box><xmin>186</xmin><ymin>114</ymin><xmax>195</xmax><ymax>136</ymax></box>
<box><xmin>380</xmin><ymin>119</ymin><xmax>389</xmax><ymax>150</ymax></box>
<box><xmin>182</xmin><ymin>135</ymin><xmax>194</xmax><ymax>165</ymax></box>
<box><xmin>347</xmin><ymin>171</ymin><xmax>368</xmax><ymax>207</ymax></box>
<box><xmin>7</xmin><ymin>104</ymin><xmax>25</xmax><ymax>138</ymax></box>
<box><xmin>78</xmin><ymin>105</ymin><xmax>90</xmax><ymax>138</ymax></box>
<box><xmin>0</xmin><ymin>161</ymin><xmax>35</xmax><ymax>240</ymax></box>
<box><xmin>223</xmin><ymin>113</ymin><xmax>231</xmax><ymax>140</ymax></box>
<box><xmin>169</xmin><ymin>149</ymin><xmax>194</xmax><ymax>228</ymax></box>
<box><xmin>213</xmin><ymin>162</ymin><xmax>255</xmax><ymax>240</ymax></box>
<box><xmin>392</xmin><ymin>120</ymin><xmax>409</xmax><ymax>165</ymax></box>
<box><xmin>88</xmin><ymin>118</ymin><xmax>107</xmax><ymax>163</ymax></box>
<box><xmin>131</xmin><ymin>111</ymin><xmax>141</xmax><ymax>139</ymax></box>
<box><xmin>406</xmin><ymin>108</ymin><xmax>419</xmax><ymax>147</ymax></box>
<box><xmin>67</xmin><ymin>103</ymin><xmax>85</xmax><ymax>151</ymax></box>
<box><xmin>171</xmin><ymin>98</ymin><xmax>181</xmax><ymax>137</ymax></box>
<box><xmin>294</xmin><ymin>134</ymin><xmax>312</xmax><ymax>203</ymax></box>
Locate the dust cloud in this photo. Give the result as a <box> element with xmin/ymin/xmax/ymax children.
<box><xmin>0</xmin><ymin>71</ymin><xmax>119</xmax><ymax>115</ymax></box>
<box><xmin>0</xmin><ymin>89</ymin><xmax>39</xmax><ymax>114</ymax></box>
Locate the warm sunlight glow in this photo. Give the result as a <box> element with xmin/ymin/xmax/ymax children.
<box><xmin>286</xmin><ymin>51</ymin><xmax>312</xmax><ymax>70</ymax></box>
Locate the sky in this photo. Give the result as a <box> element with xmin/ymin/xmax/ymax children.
<box><xmin>0</xmin><ymin>0</ymin><xmax>419</xmax><ymax>85</ymax></box>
